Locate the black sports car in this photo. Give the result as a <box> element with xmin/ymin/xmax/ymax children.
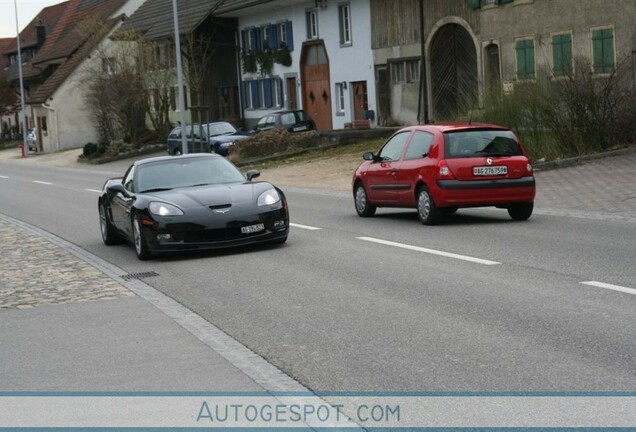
<box><xmin>98</xmin><ymin>154</ymin><xmax>289</xmax><ymax>260</ymax></box>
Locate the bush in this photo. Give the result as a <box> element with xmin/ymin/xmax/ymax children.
<box><xmin>83</xmin><ymin>142</ymin><xmax>107</xmax><ymax>159</ymax></box>
<box><xmin>476</xmin><ymin>56</ymin><xmax>636</xmax><ymax>161</ymax></box>
<box><xmin>229</xmin><ymin>129</ymin><xmax>319</xmax><ymax>161</ymax></box>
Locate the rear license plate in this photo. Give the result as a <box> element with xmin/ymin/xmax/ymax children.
<box><xmin>241</xmin><ymin>223</ymin><xmax>265</xmax><ymax>234</ymax></box>
<box><xmin>473</xmin><ymin>166</ymin><xmax>508</xmax><ymax>176</ymax></box>
<box><xmin>293</xmin><ymin>125</ymin><xmax>308</xmax><ymax>132</ymax></box>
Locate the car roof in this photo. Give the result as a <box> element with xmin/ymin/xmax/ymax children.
<box><xmin>133</xmin><ymin>153</ymin><xmax>222</xmax><ymax>167</ymax></box>
<box><xmin>401</xmin><ymin>122</ymin><xmax>510</xmax><ymax>133</ymax></box>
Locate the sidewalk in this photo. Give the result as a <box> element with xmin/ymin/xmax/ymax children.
<box><xmin>0</xmin><ymin>214</ymin><xmax>301</xmax><ymax>392</ymax></box>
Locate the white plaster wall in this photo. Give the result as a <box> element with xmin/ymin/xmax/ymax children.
<box><xmin>238</xmin><ymin>0</ymin><xmax>377</xmax><ymax>130</ymax></box>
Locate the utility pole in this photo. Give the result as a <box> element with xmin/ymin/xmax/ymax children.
<box><xmin>417</xmin><ymin>0</ymin><xmax>429</xmax><ymax>124</ymax></box>
<box><xmin>14</xmin><ymin>0</ymin><xmax>28</xmax><ymax>156</ymax></box>
<box><xmin>172</xmin><ymin>0</ymin><xmax>188</xmax><ymax>154</ymax></box>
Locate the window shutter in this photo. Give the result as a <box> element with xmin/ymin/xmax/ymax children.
<box><xmin>515</xmin><ymin>41</ymin><xmax>526</xmax><ymax>77</ymax></box>
<box><xmin>263</xmin><ymin>79</ymin><xmax>272</xmax><ymax>108</ymax></box>
<box><xmin>562</xmin><ymin>34</ymin><xmax>572</xmax><ymax>74</ymax></box>
<box><xmin>241</xmin><ymin>30</ymin><xmax>248</xmax><ymax>51</ymax></box>
<box><xmin>592</xmin><ymin>30</ymin><xmax>603</xmax><ymax>72</ymax></box>
<box><xmin>603</xmin><ymin>30</ymin><xmax>614</xmax><ymax>72</ymax></box>
<box><xmin>241</xmin><ymin>81</ymin><xmax>248</xmax><ymax>109</ymax></box>
<box><xmin>251</xmin><ymin>80</ymin><xmax>260</xmax><ymax>108</ymax></box>
<box><xmin>526</xmin><ymin>40</ymin><xmax>535</xmax><ymax>77</ymax></box>
<box><xmin>278</xmin><ymin>78</ymin><xmax>284</xmax><ymax>107</ymax></box>
<box><xmin>268</xmin><ymin>24</ymin><xmax>278</xmax><ymax>49</ymax></box>
<box><xmin>338</xmin><ymin>6</ymin><xmax>344</xmax><ymax>44</ymax></box>
<box><xmin>285</xmin><ymin>21</ymin><xmax>294</xmax><ymax>51</ymax></box>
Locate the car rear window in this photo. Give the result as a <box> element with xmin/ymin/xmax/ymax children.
<box><xmin>443</xmin><ymin>129</ymin><xmax>522</xmax><ymax>158</ymax></box>
<box><xmin>280</xmin><ymin>113</ymin><xmax>296</xmax><ymax>126</ymax></box>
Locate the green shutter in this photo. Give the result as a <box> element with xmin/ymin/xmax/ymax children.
<box><xmin>516</xmin><ymin>39</ymin><xmax>535</xmax><ymax>79</ymax></box>
<box><xmin>552</xmin><ymin>34</ymin><xmax>572</xmax><ymax>76</ymax></box>
<box><xmin>467</xmin><ymin>0</ymin><xmax>480</xmax><ymax>9</ymax></box>
<box><xmin>593</xmin><ymin>29</ymin><xmax>614</xmax><ymax>73</ymax></box>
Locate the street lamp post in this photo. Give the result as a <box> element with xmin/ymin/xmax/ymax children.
<box><xmin>172</xmin><ymin>0</ymin><xmax>189</xmax><ymax>155</ymax></box>
<box><xmin>14</xmin><ymin>0</ymin><xmax>28</xmax><ymax>157</ymax></box>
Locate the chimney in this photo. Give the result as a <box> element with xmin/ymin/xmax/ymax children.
<box><xmin>35</xmin><ymin>17</ymin><xmax>46</xmax><ymax>48</ymax></box>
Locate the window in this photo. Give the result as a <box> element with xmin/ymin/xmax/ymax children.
<box><xmin>339</xmin><ymin>3</ymin><xmax>352</xmax><ymax>45</ymax></box>
<box><xmin>278</xmin><ymin>21</ymin><xmax>294</xmax><ymax>50</ymax></box>
<box><xmin>272</xmin><ymin>78</ymin><xmax>283</xmax><ymax>108</ymax></box>
<box><xmin>592</xmin><ymin>28</ymin><xmax>614</xmax><ymax>74</ymax></box>
<box><xmin>306</xmin><ymin>10</ymin><xmax>318</xmax><ymax>39</ymax></box>
<box><xmin>552</xmin><ymin>33</ymin><xmax>572</xmax><ymax>77</ymax></box>
<box><xmin>170</xmin><ymin>87</ymin><xmax>176</xmax><ymax>111</ymax></box>
<box><xmin>335</xmin><ymin>82</ymin><xmax>346</xmax><ymax>113</ymax></box>
<box><xmin>407</xmin><ymin>60</ymin><xmax>420</xmax><ymax>83</ymax></box>
<box><xmin>515</xmin><ymin>38</ymin><xmax>535</xmax><ymax>80</ymax></box>
<box><xmin>392</xmin><ymin>62</ymin><xmax>405</xmax><ymax>83</ymax></box>
<box><xmin>378</xmin><ymin>132</ymin><xmax>410</xmax><ymax>161</ymax></box>
<box><xmin>404</xmin><ymin>131</ymin><xmax>433</xmax><ymax>160</ymax></box>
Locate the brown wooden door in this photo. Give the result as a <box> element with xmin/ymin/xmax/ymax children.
<box><xmin>352</xmin><ymin>81</ymin><xmax>368</xmax><ymax>121</ymax></box>
<box><xmin>286</xmin><ymin>77</ymin><xmax>297</xmax><ymax>110</ymax></box>
<box><xmin>301</xmin><ymin>42</ymin><xmax>332</xmax><ymax>130</ymax></box>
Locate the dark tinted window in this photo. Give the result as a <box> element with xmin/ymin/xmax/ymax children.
<box><xmin>404</xmin><ymin>131</ymin><xmax>434</xmax><ymax>160</ymax></box>
<box><xmin>444</xmin><ymin>130</ymin><xmax>522</xmax><ymax>158</ymax></box>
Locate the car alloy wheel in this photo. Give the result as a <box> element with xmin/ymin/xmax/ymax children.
<box><xmin>416</xmin><ymin>186</ymin><xmax>441</xmax><ymax>225</ymax></box>
<box><xmin>354</xmin><ymin>183</ymin><xmax>376</xmax><ymax>217</ymax></box>
<box><xmin>132</xmin><ymin>215</ymin><xmax>151</xmax><ymax>260</ymax></box>
<box><xmin>173</xmin><ymin>148</ymin><xmax>182</xmax><ymax>156</ymax></box>
<box><xmin>99</xmin><ymin>202</ymin><xmax>120</xmax><ymax>245</ymax></box>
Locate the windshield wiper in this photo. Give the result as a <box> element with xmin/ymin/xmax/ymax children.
<box><xmin>140</xmin><ymin>187</ymin><xmax>173</xmax><ymax>193</ymax></box>
<box><xmin>475</xmin><ymin>151</ymin><xmax>515</xmax><ymax>157</ymax></box>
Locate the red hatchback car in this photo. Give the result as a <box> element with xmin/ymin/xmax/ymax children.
<box><xmin>352</xmin><ymin>123</ymin><xmax>536</xmax><ymax>224</ymax></box>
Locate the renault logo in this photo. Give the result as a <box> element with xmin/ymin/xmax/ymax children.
<box><xmin>486</xmin><ymin>158</ymin><xmax>493</xmax><ymax>165</ymax></box>
<box><xmin>212</xmin><ymin>208</ymin><xmax>231</xmax><ymax>214</ymax></box>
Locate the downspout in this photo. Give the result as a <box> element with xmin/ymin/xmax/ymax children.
<box><xmin>41</xmin><ymin>102</ymin><xmax>60</xmax><ymax>152</ymax></box>
<box><xmin>417</xmin><ymin>0</ymin><xmax>429</xmax><ymax>124</ymax></box>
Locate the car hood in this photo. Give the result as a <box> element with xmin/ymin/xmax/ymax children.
<box><xmin>145</xmin><ymin>182</ymin><xmax>274</xmax><ymax>209</ymax></box>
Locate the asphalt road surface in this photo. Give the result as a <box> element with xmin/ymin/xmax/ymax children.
<box><xmin>1</xmin><ymin>160</ymin><xmax>635</xmax><ymax>392</ymax></box>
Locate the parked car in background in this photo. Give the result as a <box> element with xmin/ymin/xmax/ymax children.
<box><xmin>253</xmin><ymin>110</ymin><xmax>316</xmax><ymax>133</ymax></box>
<box><xmin>26</xmin><ymin>128</ymin><xmax>37</xmax><ymax>151</ymax></box>
<box><xmin>167</xmin><ymin>122</ymin><xmax>249</xmax><ymax>156</ymax></box>
<box><xmin>352</xmin><ymin>123</ymin><xmax>536</xmax><ymax>225</ymax></box>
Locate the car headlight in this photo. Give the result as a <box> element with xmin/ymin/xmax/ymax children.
<box><xmin>257</xmin><ymin>189</ymin><xmax>281</xmax><ymax>206</ymax></box>
<box><xmin>149</xmin><ymin>202</ymin><xmax>184</xmax><ymax>216</ymax></box>
<box><xmin>220</xmin><ymin>142</ymin><xmax>234</xmax><ymax>148</ymax></box>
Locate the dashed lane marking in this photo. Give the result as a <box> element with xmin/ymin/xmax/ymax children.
<box><xmin>581</xmin><ymin>281</ymin><xmax>636</xmax><ymax>296</ymax></box>
<box><xmin>85</xmin><ymin>189</ymin><xmax>102</xmax><ymax>193</ymax></box>
<box><xmin>290</xmin><ymin>222</ymin><xmax>322</xmax><ymax>231</ymax></box>
<box><xmin>357</xmin><ymin>236</ymin><xmax>501</xmax><ymax>266</ymax></box>
<box><xmin>33</xmin><ymin>181</ymin><xmax>53</xmax><ymax>185</ymax></box>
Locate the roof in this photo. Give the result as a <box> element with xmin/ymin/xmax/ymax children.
<box><xmin>28</xmin><ymin>14</ymin><xmax>123</xmax><ymax>104</ymax></box>
<box><xmin>30</xmin><ymin>0</ymin><xmax>128</xmax><ymax>67</ymax></box>
<box><xmin>120</xmin><ymin>0</ymin><xmax>225</xmax><ymax>41</ymax></box>
<box><xmin>0</xmin><ymin>38</ymin><xmax>11</xmax><ymax>69</ymax></box>
<box><xmin>2</xmin><ymin>1</ymin><xmax>69</xmax><ymax>56</ymax></box>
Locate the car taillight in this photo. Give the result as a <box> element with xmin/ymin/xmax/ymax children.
<box><xmin>437</xmin><ymin>160</ymin><xmax>455</xmax><ymax>179</ymax></box>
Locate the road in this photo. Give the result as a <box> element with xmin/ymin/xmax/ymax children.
<box><xmin>1</xmin><ymin>158</ymin><xmax>635</xmax><ymax>392</ymax></box>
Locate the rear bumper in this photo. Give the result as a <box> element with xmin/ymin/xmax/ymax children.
<box><xmin>435</xmin><ymin>177</ymin><xmax>536</xmax><ymax>206</ymax></box>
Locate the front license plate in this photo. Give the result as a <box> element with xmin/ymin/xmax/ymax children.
<box><xmin>241</xmin><ymin>223</ymin><xmax>265</xmax><ymax>234</ymax></box>
<box><xmin>473</xmin><ymin>166</ymin><xmax>508</xmax><ymax>176</ymax></box>
<box><xmin>293</xmin><ymin>125</ymin><xmax>308</xmax><ymax>132</ymax></box>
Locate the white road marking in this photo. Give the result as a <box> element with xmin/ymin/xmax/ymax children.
<box><xmin>357</xmin><ymin>236</ymin><xmax>501</xmax><ymax>266</ymax></box>
<box><xmin>581</xmin><ymin>281</ymin><xmax>636</xmax><ymax>296</ymax></box>
<box><xmin>33</xmin><ymin>181</ymin><xmax>52</xmax><ymax>185</ymax></box>
<box><xmin>0</xmin><ymin>175</ymin><xmax>8</xmax><ymax>179</ymax></box>
<box><xmin>85</xmin><ymin>189</ymin><xmax>102</xmax><ymax>193</ymax></box>
<box><xmin>290</xmin><ymin>222</ymin><xmax>322</xmax><ymax>231</ymax></box>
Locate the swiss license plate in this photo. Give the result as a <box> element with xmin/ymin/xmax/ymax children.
<box><xmin>473</xmin><ymin>166</ymin><xmax>508</xmax><ymax>176</ymax></box>
<box><xmin>241</xmin><ymin>223</ymin><xmax>265</xmax><ymax>234</ymax></box>
<box><xmin>293</xmin><ymin>125</ymin><xmax>308</xmax><ymax>132</ymax></box>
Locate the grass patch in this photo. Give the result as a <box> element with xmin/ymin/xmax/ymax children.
<box><xmin>242</xmin><ymin>137</ymin><xmax>386</xmax><ymax>171</ymax></box>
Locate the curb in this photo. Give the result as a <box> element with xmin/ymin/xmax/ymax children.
<box><xmin>533</xmin><ymin>146</ymin><xmax>636</xmax><ymax>171</ymax></box>
<box><xmin>77</xmin><ymin>144</ymin><xmax>165</xmax><ymax>165</ymax></box>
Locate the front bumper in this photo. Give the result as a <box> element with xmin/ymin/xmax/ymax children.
<box><xmin>141</xmin><ymin>207</ymin><xmax>289</xmax><ymax>253</ymax></box>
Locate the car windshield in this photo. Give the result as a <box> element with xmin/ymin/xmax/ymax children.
<box><xmin>136</xmin><ymin>157</ymin><xmax>247</xmax><ymax>193</ymax></box>
<box><xmin>206</xmin><ymin>122</ymin><xmax>237</xmax><ymax>137</ymax></box>
<box><xmin>444</xmin><ymin>130</ymin><xmax>523</xmax><ymax>158</ymax></box>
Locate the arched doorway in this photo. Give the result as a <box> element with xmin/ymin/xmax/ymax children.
<box><xmin>484</xmin><ymin>43</ymin><xmax>501</xmax><ymax>104</ymax></box>
<box><xmin>300</xmin><ymin>41</ymin><xmax>332</xmax><ymax>130</ymax></box>
<box><xmin>429</xmin><ymin>23</ymin><xmax>478</xmax><ymax>120</ymax></box>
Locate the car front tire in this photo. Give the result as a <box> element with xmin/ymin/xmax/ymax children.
<box><xmin>99</xmin><ymin>202</ymin><xmax>121</xmax><ymax>245</ymax></box>
<box><xmin>132</xmin><ymin>214</ymin><xmax>152</xmax><ymax>260</ymax></box>
<box><xmin>416</xmin><ymin>186</ymin><xmax>442</xmax><ymax>225</ymax></box>
<box><xmin>354</xmin><ymin>182</ymin><xmax>376</xmax><ymax>217</ymax></box>
<box><xmin>508</xmin><ymin>202</ymin><xmax>534</xmax><ymax>221</ymax></box>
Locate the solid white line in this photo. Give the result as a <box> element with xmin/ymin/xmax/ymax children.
<box><xmin>85</xmin><ymin>189</ymin><xmax>102</xmax><ymax>193</ymax></box>
<box><xmin>581</xmin><ymin>281</ymin><xmax>636</xmax><ymax>296</ymax></box>
<box><xmin>357</xmin><ymin>236</ymin><xmax>501</xmax><ymax>266</ymax></box>
<box><xmin>290</xmin><ymin>222</ymin><xmax>322</xmax><ymax>231</ymax></box>
<box><xmin>33</xmin><ymin>180</ymin><xmax>52</xmax><ymax>185</ymax></box>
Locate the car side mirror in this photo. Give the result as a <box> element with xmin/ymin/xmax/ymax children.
<box><xmin>108</xmin><ymin>182</ymin><xmax>129</xmax><ymax>197</ymax></box>
<box><xmin>246</xmin><ymin>170</ymin><xmax>261</xmax><ymax>181</ymax></box>
<box><xmin>363</xmin><ymin>151</ymin><xmax>380</xmax><ymax>162</ymax></box>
